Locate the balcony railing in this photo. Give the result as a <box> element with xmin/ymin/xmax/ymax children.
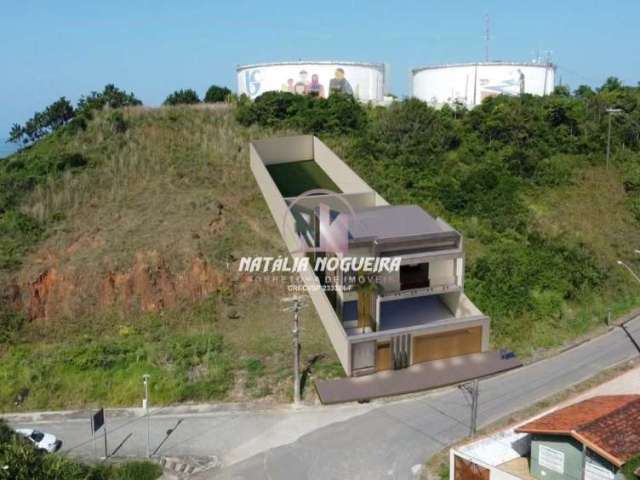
<box><xmin>380</xmin><ymin>276</ymin><xmax>459</xmax><ymax>302</ymax></box>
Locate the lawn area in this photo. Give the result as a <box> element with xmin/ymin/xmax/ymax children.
<box><xmin>266</xmin><ymin>160</ymin><xmax>341</xmax><ymax>197</ymax></box>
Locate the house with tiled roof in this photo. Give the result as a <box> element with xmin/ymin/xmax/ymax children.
<box><xmin>449</xmin><ymin>395</ymin><xmax>640</xmax><ymax>480</ymax></box>
<box><xmin>516</xmin><ymin>395</ymin><xmax>640</xmax><ymax>480</ymax></box>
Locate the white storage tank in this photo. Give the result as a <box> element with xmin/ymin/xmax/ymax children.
<box><xmin>412</xmin><ymin>62</ymin><xmax>556</xmax><ymax>108</ymax></box>
<box><xmin>237</xmin><ymin>61</ymin><xmax>385</xmax><ymax>104</ymax></box>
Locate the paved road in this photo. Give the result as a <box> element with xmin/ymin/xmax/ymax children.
<box><xmin>6</xmin><ymin>319</ymin><xmax>640</xmax><ymax>480</ymax></box>
<box><xmin>213</xmin><ymin>319</ymin><xmax>640</xmax><ymax>480</ymax></box>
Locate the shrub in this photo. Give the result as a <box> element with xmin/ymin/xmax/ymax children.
<box><xmin>362</xmin><ymin>98</ymin><xmax>459</xmax><ymax>168</ymax></box>
<box><xmin>0</xmin><ymin>310</ymin><xmax>25</xmax><ymax>344</ymax></box>
<box><xmin>112</xmin><ymin>461</ymin><xmax>162</xmax><ymax>480</ymax></box>
<box><xmin>621</xmin><ymin>455</ymin><xmax>640</xmax><ymax>479</ymax></box>
<box><xmin>533</xmin><ymin>154</ymin><xmax>581</xmax><ymax>186</ymax></box>
<box><xmin>436</xmin><ymin>158</ymin><xmax>528</xmax><ymax>231</ymax></box>
<box><xmin>108</xmin><ymin>111</ymin><xmax>128</xmax><ymax>133</ymax></box>
<box><xmin>76</xmin><ymin>84</ymin><xmax>142</xmax><ymax>114</ymax></box>
<box><xmin>204</xmin><ymin>85</ymin><xmax>232</xmax><ymax>103</ymax></box>
<box><xmin>235</xmin><ymin>91</ymin><xmax>366</xmax><ymax>135</ymax></box>
<box><xmin>0</xmin><ymin>419</ymin><xmax>161</xmax><ymax>480</ymax></box>
<box><xmin>0</xmin><ymin>210</ymin><xmax>43</xmax><ymax>269</ymax></box>
<box><xmin>164</xmin><ymin>89</ymin><xmax>201</xmax><ymax>106</ymax></box>
<box><xmin>467</xmin><ymin>235</ymin><xmax>605</xmax><ymax>322</ymax></box>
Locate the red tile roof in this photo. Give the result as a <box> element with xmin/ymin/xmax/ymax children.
<box><xmin>516</xmin><ymin>395</ymin><xmax>640</xmax><ymax>467</ymax></box>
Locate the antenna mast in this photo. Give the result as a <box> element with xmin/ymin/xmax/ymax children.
<box><xmin>484</xmin><ymin>14</ymin><xmax>491</xmax><ymax>62</ymax></box>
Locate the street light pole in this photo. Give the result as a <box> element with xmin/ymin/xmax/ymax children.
<box><xmin>606</xmin><ymin>108</ymin><xmax>622</xmax><ymax>169</ymax></box>
<box><xmin>459</xmin><ymin>379</ymin><xmax>480</xmax><ymax>437</ymax></box>
<box><xmin>143</xmin><ymin>374</ymin><xmax>150</xmax><ymax>458</ymax></box>
<box><xmin>282</xmin><ymin>295</ymin><xmax>306</xmax><ymax>405</ymax></box>
<box><xmin>292</xmin><ymin>298</ymin><xmax>302</xmax><ymax>405</ymax></box>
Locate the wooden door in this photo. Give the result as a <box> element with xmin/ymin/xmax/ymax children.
<box><xmin>412</xmin><ymin>327</ymin><xmax>482</xmax><ymax>364</ymax></box>
<box><xmin>376</xmin><ymin>343</ymin><xmax>392</xmax><ymax>371</ymax></box>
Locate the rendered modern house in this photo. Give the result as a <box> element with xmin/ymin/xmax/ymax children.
<box><xmin>249</xmin><ymin>135</ymin><xmax>491</xmax><ymax>377</ymax></box>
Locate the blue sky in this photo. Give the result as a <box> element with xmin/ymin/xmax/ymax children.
<box><xmin>1</xmin><ymin>0</ymin><xmax>639</xmax><ymax>138</ymax></box>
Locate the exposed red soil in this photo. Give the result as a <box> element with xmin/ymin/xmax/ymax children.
<box><xmin>13</xmin><ymin>251</ymin><xmax>234</xmax><ymax>321</ymax></box>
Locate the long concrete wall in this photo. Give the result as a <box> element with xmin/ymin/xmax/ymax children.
<box><xmin>250</xmin><ymin>135</ymin><xmax>491</xmax><ymax>376</ymax></box>
<box><xmin>250</xmin><ymin>140</ymin><xmax>352</xmax><ymax>374</ymax></box>
<box><xmin>313</xmin><ymin>137</ymin><xmax>388</xmax><ymax>205</ymax></box>
<box><xmin>253</xmin><ymin>135</ymin><xmax>314</xmax><ymax>165</ymax></box>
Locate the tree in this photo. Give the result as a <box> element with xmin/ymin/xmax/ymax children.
<box><xmin>598</xmin><ymin>76</ymin><xmax>624</xmax><ymax>92</ymax></box>
<box><xmin>8</xmin><ymin>98</ymin><xmax>74</xmax><ymax>145</ymax></box>
<box><xmin>363</xmin><ymin>98</ymin><xmax>458</xmax><ymax>168</ymax></box>
<box><xmin>8</xmin><ymin>85</ymin><xmax>141</xmax><ymax>145</ymax></box>
<box><xmin>574</xmin><ymin>84</ymin><xmax>594</xmax><ymax>98</ymax></box>
<box><xmin>7</xmin><ymin>124</ymin><xmax>24</xmax><ymax>144</ymax></box>
<box><xmin>553</xmin><ymin>85</ymin><xmax>571</xmax><ymax>97</ymax></box>
<box><xmin>204</xmin><ymin>85</ymin><xmax>232</xmax><ymax>103</ymax></box>
<box><xmin>43</xmin><ymin>97</ymin><xmax>75</xmax><ymax>130</ymax></box>
<box><xmin>77</xmin><ymin>84</ymin><xmax>142</xmax><ymax>114</ymax></box>
<box><xmin>163</xmin><ymin>89</ymin><xmax>200</xmax><ymax>106</ymax></box>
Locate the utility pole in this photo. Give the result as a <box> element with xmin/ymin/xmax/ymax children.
<box><xmin>459</xmin><ymin>379</ymin><xmax>480</xmax><ymax>436</ymax></box>
<box><xmin>143</xmin><ymin>374</ymin><xmax>151</xmax><ymax>458</ymax></box>
<box><xmin>282</xmin><ymin>296</ymin><xmax>307</xmax><ymax>405</ymax></box>
<box><xmin>606</xmin><ymin>108</ymin><xmax>622</xmax><ymax>169</ymax></box>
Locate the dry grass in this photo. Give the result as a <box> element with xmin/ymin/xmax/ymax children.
<box><xmin>2</xmin><ymin>106</ymin><xmax>339</xmax><ymax>407</ymax></box>
<box><xmin>529</xmin><ymin>166</ymin><xmax>640</xmax><ymax>266</ymax></box>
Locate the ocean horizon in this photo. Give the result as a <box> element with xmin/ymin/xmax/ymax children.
<box><xmin>0</xmin><ymin>140</ymin><xmax>18</xmax><ymax>158</ymax></box>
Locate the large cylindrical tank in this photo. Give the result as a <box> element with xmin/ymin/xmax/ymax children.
<box><xmin>412</xmin><ymin>62</ymin><xmax>556</xmax><ymax>108</ymax></box>
<box><xmin>237</xmin><ymin>61</ymin><xmax>385</xmax><ymax>103</ymax></box>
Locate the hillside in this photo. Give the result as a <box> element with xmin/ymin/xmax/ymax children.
<box><xmin>1</xmin><ymin>87</ymin><xmax>640</xmax><ymax>410</ymax></box>
<box><xmin>0</xmin><ymin>106</ymin><xmax>339</xmax><ymax>410</ymax></box>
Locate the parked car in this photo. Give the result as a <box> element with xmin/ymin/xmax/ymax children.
<box><xmin>15</xmin><ymin>428</ymin><xmax>62</xmax><ymax>453</ymax></box>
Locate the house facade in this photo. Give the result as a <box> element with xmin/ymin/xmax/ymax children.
<box><xmin>449</xmin><ymin>395</ymin><xmax>640</xmax><ymax>480</ymax></box>
<box><xmin>249</xmin><ymin>135</ymin><xmax>490</xmax><ymax>377</ymax></box>
<box><xmin>516</xmin><ymin>395</ymin><xmax>640</xmax><ymax>480</ymax></box>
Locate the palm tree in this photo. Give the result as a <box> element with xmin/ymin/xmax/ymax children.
<box><xmin>356</xmin><ymin>272</ymin><xmax>381</xmax><ymax>333</ymax></box>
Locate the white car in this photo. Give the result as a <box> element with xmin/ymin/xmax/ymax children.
<box><xmin>15</xmin><ymin>428</ymin><xmax>62</xmax><ymax>453</ymax></box>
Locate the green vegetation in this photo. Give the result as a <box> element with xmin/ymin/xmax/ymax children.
<box><xmin>163</xmin><ymin>88</ymin><xmax>201</xmax><ymax>105</ymax></box>
<box><xmin>205</xmin><ymin>85</ymin><xmax>232</xmax><ymax>103</ymax></box>
<box><xmin>1</xmin><ymin>77</ymin><xmax>640</xmax><ymax>408</ymax></box>
<box><xmin>236</xmin><ymin>91</ymin><xmax>366</xmax><ymax>134</ymax></box>
<box><xmin>621</xmin><ymin>454</ymin><xmax>640</xmax><ymax>479</ymax></box>
<box><xmin>267</xmin><ymin>160</ymin><xmax>341</xmax><ymax>197</ymax></box>
<box><xmin>0</xmin><ymin>419</ymin><xmax>161</xmax><ymax>480</ymax></box>
<box><xmin>0</xmin><ymin>105</ymin><xmax>337</xmax><ymax>409</ymax></box>
<box><xmin>9</xmin><ymin>84</ymin><xmax>141</xmax><ymax>145</ymax></box>
<box><xmin>238</xmin><ymin>79</ymin><xmax>640</xmax><ymax>354</ymax></box>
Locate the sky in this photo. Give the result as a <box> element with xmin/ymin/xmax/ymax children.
<box><xmin>1</xmin><ymin>0</ymin><xmax>639</xmax><ymax>139</ymax></box>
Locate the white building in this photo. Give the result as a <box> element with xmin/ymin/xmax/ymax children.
<box><xmin>237</xmin><ymin>61</ymin><xmax>386</xmax><ymax>104</ymax></box>
<box><xmin>412</xmin><ymin>62</ymin><xmax>556</xmax><ymax>108</ymax></box>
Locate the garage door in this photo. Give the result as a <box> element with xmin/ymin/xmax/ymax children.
<box><xmin>412</xmin><ymin>327</ymin><xmax>482</xmax><ymax>364</ymax></box>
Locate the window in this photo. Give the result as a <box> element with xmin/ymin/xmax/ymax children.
<box><xmin>400</xmin><ymin>263</ymin><xmax>429</xmax><ymax>290</ymax></box>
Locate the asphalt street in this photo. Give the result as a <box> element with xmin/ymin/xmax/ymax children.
<box><xmin>5</xmin><ymin>318</ymin><xmax>640</xmax><ymax>480</ymax></box>
<box><xmin>213</xmin><ymin>318</ymin><xmax>640</xmax><ymax>479</ymax></box>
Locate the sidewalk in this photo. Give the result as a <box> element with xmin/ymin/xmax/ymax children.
<box><xmin>3</xmin><ymin>399</ymin><xmax>376</xmax><ymax>468</ymax></box>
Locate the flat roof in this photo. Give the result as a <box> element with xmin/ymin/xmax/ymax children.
<box><xmin>238</xmin><ymin>60</ymin><xmax>385</xmax><ymax>71</ymax></box>
<box><xmin>412</xmin><ymin>61</ymin><xmax>556</xmax><ymax>74</ymax></box>
<box><xmin>349</xmin><ymin>205</ymin><xmax>459</xmax><ymax>244</ymax></box>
